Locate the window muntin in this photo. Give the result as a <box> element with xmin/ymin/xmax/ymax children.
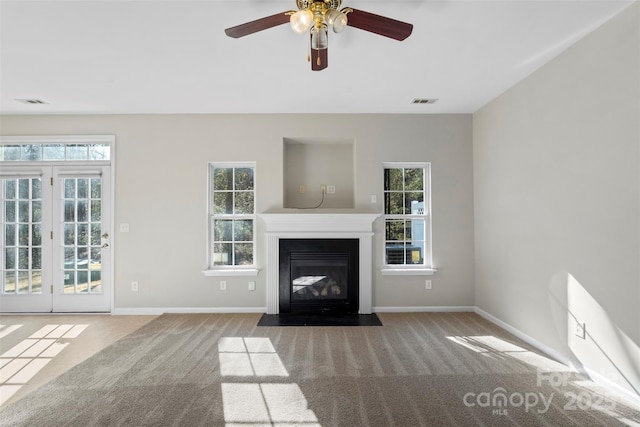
<box><xmin>383</xmin><ymin>164</ymin><xmax>431</xmax><ymax>268</ymax></box>
<box><xmin>209</xmin><ymin>164</ymin><xmax>255</xmax><ymax>268</ymax></box>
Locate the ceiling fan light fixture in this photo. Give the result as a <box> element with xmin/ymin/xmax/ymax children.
<box><xmin>310</xmin><ymin>24</ymin><xmax>328</xmax><ymax>50</ymax></box>
<box><xmin>224</xmin><ymin>2</ymin><xmax>413</xmax><ymax>71</ymax></box>
<box><xmin>324</xmin><ymin>10</ymin><xmax>348</xmax><ymax>33</ymax></box>
<box><xmin>290</xmin><ymin>9</ymin><xmax>314</xmax><ymax>34</ymax></box>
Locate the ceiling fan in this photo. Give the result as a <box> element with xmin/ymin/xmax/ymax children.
<box><xmin>224</xmin><ymin>0</ymin><xmax>413</xmax><ymax>71</ymax></box>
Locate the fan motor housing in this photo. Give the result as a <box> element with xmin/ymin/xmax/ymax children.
<box><xmin>296</xmin><ymin>0</ymin><xmax>342</xmax><ymax>11</ymax></box>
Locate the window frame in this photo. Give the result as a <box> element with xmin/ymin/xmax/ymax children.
<box><xmin>203</xmin><ymin>162</ymin><xmax>259</xmax><ymax>277</ymax></box>
<box><xmin>381</xmin><ymin>162</ymin><xmax>435</xmax><ymax>276</ymax></box>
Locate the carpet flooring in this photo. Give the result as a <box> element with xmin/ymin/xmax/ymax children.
<box><xmin>1</xmin><ymin>312</ymin><xmax>639</xmax><ymax>426</ymax></box>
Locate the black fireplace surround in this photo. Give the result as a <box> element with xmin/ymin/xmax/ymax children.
<box><xmin>279</xmin><ymin>238</ymin><xmax>359</xmax><ymax>314</ymax></box>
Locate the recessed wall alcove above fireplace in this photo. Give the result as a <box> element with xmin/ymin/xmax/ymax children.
<box><xmin>260</xmin><ymin>213</ymin><xmax>379</xmax><ymax>315</ymax></box>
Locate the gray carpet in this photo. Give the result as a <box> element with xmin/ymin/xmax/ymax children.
<box><xmin>1</xmin><ymin>312</ymin><xmax>639</xmax><ymax>426</ymax></box>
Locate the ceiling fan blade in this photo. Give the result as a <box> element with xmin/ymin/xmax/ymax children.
<box><xmin>346</xmin><ymin>8</ymin><xmax>413</xmax><ymax>41</ymax></box>
<box><xmin>225</xmin><ymin>12</ymin><xmax>292</xmax><ymax>38</ymax></box>
<box><xmin>311</xmin><ymin>48</ymin><xmax>328</xmax><ymax>71</ymax></box>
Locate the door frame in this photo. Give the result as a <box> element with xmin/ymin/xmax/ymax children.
<box><xmin>0</xmin><ymin>135</ymin><xmax>115</xmax><ymax>313</ymax></box>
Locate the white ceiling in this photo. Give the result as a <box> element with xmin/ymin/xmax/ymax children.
<box><xmin>0</xmin><ymin>0</ymin><xmax>634</xmax><ymax>115</ymax></box>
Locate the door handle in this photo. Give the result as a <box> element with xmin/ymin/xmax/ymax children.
<box><xmin>101</xmin><ymin>243</ymin><xmax>109</xmax><ymax>249</ymax></box>
<box><xmin>102</xmin><ymin>233</ymin><xmax>109</xmax><ymax>239</ymax></box>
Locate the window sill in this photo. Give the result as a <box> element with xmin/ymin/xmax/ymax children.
<box><xmin>202</xmin><ymin>269</ymin><xmax>260</xmax><ymax>277</ymax></box>
<box><xmin>380</xmin><ymin>268</ymin><xmax>436</xmax><ymax>276</ymax></box>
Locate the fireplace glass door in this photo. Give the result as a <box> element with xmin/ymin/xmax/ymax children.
<box><xmin>291</xmin><ymin>254</ymin><xmax>349</xmax><ymax>308</ymax></box>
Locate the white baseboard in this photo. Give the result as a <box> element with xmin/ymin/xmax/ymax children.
<box><xmin>584</xmin><ymin>367</ymin><xmax>640</xmax><ymax>408</ymax></box>
<box><xmin>474</xmin><ymin>307</ymin><xmax>574</xmax><ymax>368</ymax></box>
<box><xmin>114</xmin><ymin>306</ymin><xmax>475</xmax><ymax>315</ymax></box>
<box><xmin>112</xmin><ymin>307</ymin><xmax>267</xmax><ymax>315</ymax></box>
<box><xmin>374</xmin><ymin>306</ymin><xmax>475</xmax><ymax>313</ymax></box>
<box><xmin>474</xmin><ymin>307</ymin><xmax>640</xmax><ymax>407</ymax></box>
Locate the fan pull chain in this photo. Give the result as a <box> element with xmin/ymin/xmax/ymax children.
<box><xmin>317</xmin><ymin>56</ymin><xmax>321</xmax><ymax>66</ymax></box>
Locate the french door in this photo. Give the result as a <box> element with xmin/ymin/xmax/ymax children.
<box><xmin>1</xmin><ymin>165</ymin><xmax>111</xmax><ymax>312</ymax></box>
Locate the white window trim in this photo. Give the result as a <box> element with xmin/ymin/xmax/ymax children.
<box><xmin>380</xmin><ymin>162</ymin><xmax>435</xmax><ymax>276</ymax></box>
<box><xmin>380</xmin><ymin>267</ymin><xmax>436</xmax><ymax>276</ymax></box>
<box><xmin>202</xmin><ymin>268</ymin><xmax>260</xmax><ymax>277</ymax></box>
<box><xmin>203</xmin><ymin>161</ymin><xmax>259</xmax><ymax>277</ymax></box>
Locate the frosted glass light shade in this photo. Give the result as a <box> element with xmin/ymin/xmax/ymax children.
<box><xmin>310</xmin><ymin>25</ymin><xmax>328</xmax><ymax>50</ymax></box>
<box><xmin>325</xmin><ymin>10</ymin><xmax>348</xmax><ymax>33</ymax></box>
<box><xmin>290</xmin><ymin>10</ymin><xmax>314</xmax><ymax>34</ymax></box>
<box><xmin>332</xmin><ymin>12</ymin><xmax>348</xmax><ymax>32</ymax></box>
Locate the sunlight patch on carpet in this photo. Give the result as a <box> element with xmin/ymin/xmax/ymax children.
<box><xmin>0</xmin><ymin>324</ymin><xmax>88</xmax><ymax>406</ymax></box>
<box><xmin>220</xmin><ymin>336</ymin><xmax>320</xmax><ymax>426</ymax></box>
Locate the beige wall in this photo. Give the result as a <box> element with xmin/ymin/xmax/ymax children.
<box><xmin>0</xmin><ymin>114</ymin><xmax>475</xmax><ymax>311</ymax></box>
<box><xmin>474</xmin><ymin>3</ymin><xmax>640</xmax><ymax>396</ymax></box>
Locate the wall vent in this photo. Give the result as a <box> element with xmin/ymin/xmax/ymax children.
<box><xmin>15</xmin><ymin>98</ymin><xmax>48</xmax><ymax>105</ymax></box>
<box><xmin>412</xmin><ymin>98</ymin><xmax>438</xmax><ymax>104</ymax></box>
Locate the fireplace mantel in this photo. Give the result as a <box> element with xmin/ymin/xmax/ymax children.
<box><xmin>259</xmin><ymin>212</ymin><xmax>380</xmax><ymax>314</ymax></box>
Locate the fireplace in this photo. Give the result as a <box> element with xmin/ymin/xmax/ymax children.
<box><xmin>260</xmin><ymin>212</ymin><xmax>379</xmax><ymax>314</ymax></box>
<box><xmin>279</xmin><ymin>239</ymin><xmax>359</xmax><ymax>313</ymax></box>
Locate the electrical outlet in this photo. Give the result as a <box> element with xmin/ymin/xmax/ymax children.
<box><xmin>248</xmin><ymin>281</ymin><xmax>256</xmax><ymax>291</ymax></box>
<box><xmin>220</xmin><ymin>281</ymin><xmax>227</xmax><ymax>291</ymax></box>
<box><xmin>320</xmin><ymin>184</ymin><xmax>326</xmax><ymax>193</ymax></box>
<box><xmin>575</xmin><ymin>321</ymin><xmax>586</xmax><ymax>339</ymax></box>
<box><xmin>326</xmin><ymin>185</ymin><xmax>336</xmax><ymax>194</ymax></box>
<box><xmin>425</xmin><ymin>280</ymin><xmax>432</xmax><ymax>290</ymax></box>
<box><xmin>131</xmin><ymin>281</ymin><xmax>139</xmax><ymax>292</ymax></box>
<box><xmin>299</xmin><ymin>185</ymin><xmax>305</xmax><ymax>193</ymax></box>
<box><xmin>120</xmin><ymin>223</ymin><xmax>130</xmax><ymax>233</ymax></box>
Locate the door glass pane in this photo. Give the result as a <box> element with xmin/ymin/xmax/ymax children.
<box><xmin>4</xmin><ymin>271</ymin><xmax>16</xmax><ymax>292</ymax></box>
<box><xmin>2</xmin><ymin>177</ymin><xmax>43</xmax><ymax>295</ymax></box>
<box><xmin>90</xmin><ymin>247</ymin><xmax>102</xmax><ymax>292</ymax></box>
<box><xmin>61</xmin><ymin>177</ymin><xmax>102</xmax><ymax>294</ymax></box>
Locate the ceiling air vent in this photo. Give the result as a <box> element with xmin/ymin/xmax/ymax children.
<box><xmin>412</xmin><ymin>98</ymin><xmax>438</xmax><ymax>104</ymax></box>
<box><xmin>15</xmin><ymin>98</ymin><xmax>48</xmax><ymax>105</ymax></box>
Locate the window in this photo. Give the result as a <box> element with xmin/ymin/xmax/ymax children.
<box><xmin>207</xmin><ymin>163</ymin><xmax>256</xmax><ymax>273</ymax></box>
<box><xmin>1</xmin><ymin>142</ymin><xmax>110</xmax><ymax>161</ymax></box>
<box><xmin>383</xmin><ymin>163</ymin><xmax>433</xmax><ymax>273</ymax></box>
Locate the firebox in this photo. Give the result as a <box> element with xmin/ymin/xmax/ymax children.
<box><xmin>279</xmin><ymin>239</ymin><xmax>359</xmax><ymax>313</ymax></box>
